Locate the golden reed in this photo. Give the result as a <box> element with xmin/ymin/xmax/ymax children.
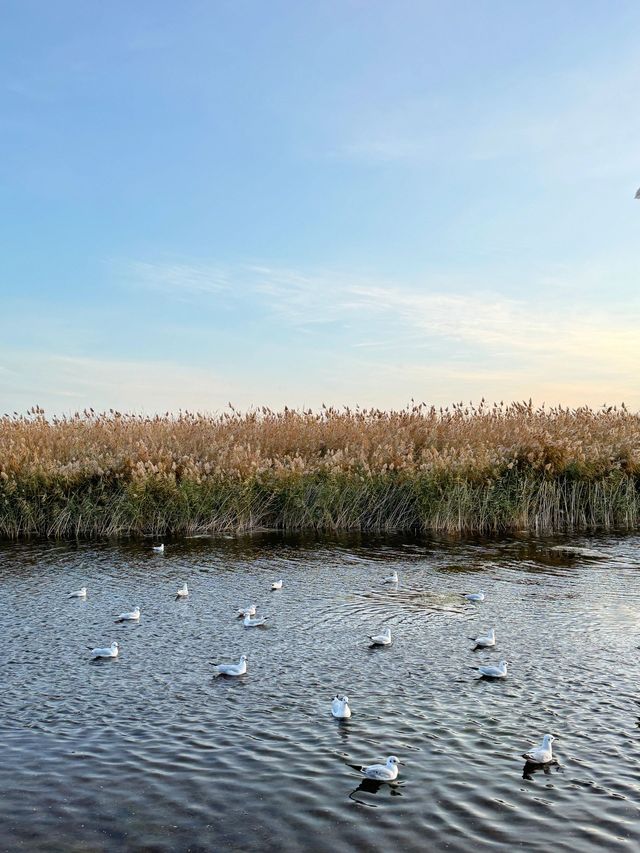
<box><xmin>1</xmin><ymin>401</ymin><xmax>638</xmax><ymax>537</ymax></box>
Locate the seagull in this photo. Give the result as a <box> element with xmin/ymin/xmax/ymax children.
<box><xmin>331</xmin><ymin>695</ymin><xmax>352</xmax><ymax>719</ymax></box>
<box><xmin>90</xmin><ymin>641</ymin><xmax>119</xmax><ymax>659</ymax></box>
<box><xmin>68</xmin><ymin>587</ymin><xmax>87</xmax><ymax>598</ymax></box>
<box><xmin>243</xmin><ymin>613</ymin><xmax>268</xmax><ymax>627</ymax></box>
<box><xmin>236</xmin><ymin>605</ymin><xmax>257</xmax><ymax>617</ymax></box>
<box><xmin>382</xmin><ymin>571</ymin><xmax>398</xmax><ymax>584</ymax></box>
<box><xmin>478</xmin><ymin>660</ymin><xmax>508</xmax><ymax>678</ymax></box>
<box><xmin>523</xmin><ymin>734</ymin><xmax>555</xmax><ymax>764</ymax></box>
<box><xmin>360</xmin><ymin>756</ymin><xmax>401</xmax><ymax>781</ymax></box>
<box><xmin>463</xmin><ymin>590</ymin><xmax>485</xmax><ymax>602</ymax></box>
<box><xmin>271</xmin><ymin>580</ymin><xmax>283</xmax><ymax>590</ymax></box>
<box><xmin>212</xmin><ymin>654</ymin><xmax>248</xmax><ymax>676</ymax></box>
<box><xmin>369</xmin><ymin>627</ymin><xmax>392</xmax><ymax>646</ymax></box>
<box><xmin>470</xmin><ymin>627</ymin><xmax>495</xmax><ymax>648</ymax></box>
<box><xmin>152</xmin><ymin>544</ymin><xmax>165</xmax><ymax>553</ymax></box>
<box><xmin>176</xmin><ymin>583</ymin><xmax>189</xmax><ymax>599</ymax></box>
<box><xmin>115</xmin><ymin>606</ymin><xmax>140</xmax><ymax>623</ymax></box>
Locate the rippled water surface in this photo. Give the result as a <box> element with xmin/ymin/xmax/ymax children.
<box><xmin>1</xmin><ymin>532</ymin><xmax>640</xmax><ymax>852</ymax></box>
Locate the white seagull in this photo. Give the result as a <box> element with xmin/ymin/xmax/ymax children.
<box><xmin>382</xmin><ymin>571</ymin><xmax>398</xmax><ymax>584</ymax></box>
<box><xmin>478</xmin><ymin>660</ymin><xmax>508</xmax><ymax>678</ymax></box>
<box><xmin>212</xmin><ymin>654</ymin><xmax>248</xmax><ymax>676</ymax></box>
<box><xmin>331</xmin><ymin>695</ymin><xmax>352</xmax><ymax>719</ymax></box>
<box><xmin>243</xmin><ymin>613</ymin><xmax>268</xmax><ymax>627</ymax></box>
<box><xmin>463</xmin><ymin>590</ymin><xmax>485</xmax><ymax>602</ymax></box>
<box><xmin>176</xmin><ymin>583</ymin><xmax>189</xmax><ymax>599</ymax></box>
<box><xmin>90</xmin><ymin>641</ymin><xmax>119</xmax><ymax>659</ymax></box>
<box><xmin>360</xmin><ymin>756</ymin><xmax>401</xmax><ymax>781</ymax></box>
<box><xmin>115</xmin><ymin>606</ymin><xmax>140</xmax><ymax>623</ymax></box>
<box><xmin>369</xmin><ymin>627</ymin><xmax>392</xmax><ymax>646</ymax></box>
<box><xmin>523</xmin><ymin>733</ymin><xmax>555</xmax><ymax>764</ymax></box>
<box><xmin>236</xmin><ymin>605</ymin><xmax>257</xmax><ymax>617</ymax></box>
<box><xmin>271</xmin><ymin>580</ymin><xmax>283</xmax><ymax>590</ymax></box>
<box><xmin>68</xmin><ymin>587</ymin><xmax>87</xmax><ymax>598</ymax></box>
<box><xmin>152</xmin><ymin>544</ymin><xmax>165</xmax><ymax>553</ymax></box>
<box><xmin>470</xmin><ymin>627</ymin><xmax>495</xmax><ymax>648</ymax></box>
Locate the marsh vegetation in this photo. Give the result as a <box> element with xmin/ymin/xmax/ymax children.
<box><xmin>1</xmin><ymin>402</ymin><xmax>639</xmax><ymax>538</ymax></box>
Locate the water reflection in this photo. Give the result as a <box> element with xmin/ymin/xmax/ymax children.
<box><xmin>332</xmin><ymin>719</ymin><xmax>351</xmax><ymax>746</ymax></box>
<box><xmin>0</xmin><ymin>531</ymin><xmax>639</xmax><ymax>852</ymax></box>
<box><xmin>522</xmin><ymin>760</ymin><xmax>561</xmax><ymax>781</ymax></box>
<box><xmin>348</xmin><ymin>777</ymin><xmax>404</xmax><ymax>807</ymax></box>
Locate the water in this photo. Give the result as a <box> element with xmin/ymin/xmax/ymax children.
<box><xmin>1</xmin><ymin>532</ymin><xmax>639</xmax><ymax>852</ymax></box>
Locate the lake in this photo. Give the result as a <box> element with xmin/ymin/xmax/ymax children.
<box><xmin>1</xmin><ymin>532</ymin><xmax>639</xmax><ymax>852</ymax></box>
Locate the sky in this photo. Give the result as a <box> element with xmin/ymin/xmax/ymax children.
<box><xmin>1</xmin><ymin>0</ymin><xmax>639</xmax><ymax>415</ymax></box>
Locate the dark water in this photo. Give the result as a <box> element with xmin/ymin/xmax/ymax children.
<box><xmin>1</xmin><ymin>532</ymin><xmax>639</xmax><ymax>853</ymax></box>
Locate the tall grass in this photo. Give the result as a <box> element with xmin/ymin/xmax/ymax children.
<box><xmin>1</xmin><ymin>402</ymin><xmax>639</xmax><ymax>538</ymax></box>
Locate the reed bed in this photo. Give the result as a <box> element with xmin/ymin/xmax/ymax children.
<box><xmin>1</xmin><ymin>402</ymin><xmax>639</xmax><ymax>538</ymax></box>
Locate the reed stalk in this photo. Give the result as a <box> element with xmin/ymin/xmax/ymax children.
<box><xmin>1</xmin><ymin>402</ymin><xmax>638</xmax><ymax>538</ymax></box>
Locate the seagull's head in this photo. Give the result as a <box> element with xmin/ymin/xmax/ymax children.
<box><xmin>240</xmin><ymin>654</ymin><xmax>248</xmax><ymax>663</ymax></box>
<box><xmin>342</xmin><ymin>695</ymin><xmax>349</xmax><ymax>705</ymax></box>
<box><xmin>544</xmin><ymin>734</ymin><xmax>555</xmax><ymax>744</ymax></box>
<box><xmin>112</xmin><ymin>641</ymin><xmax>119</xmax><ymax>650</ymax></box>
<box><xmin>499</xmin><ymin>660</ymin><xmax>507</xmax><ymax>668</ymax></box>
<box><xmin>386</xmin><ymin>756</ymin><xmax>401</xmax><ymax>767</ymax></box>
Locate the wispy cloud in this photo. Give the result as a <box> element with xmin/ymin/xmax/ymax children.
<box><xmin>116</xmin><ymin>258</ymin><xmax>640</xmax><ymax>403</ymax></box>
<box><xmin>120</xmin><ymin>260</ymin><xmax>231</xmax><ymax>297</ymax></box>
<box><xmin>0</xmin><ymin>353</ymin><xmax>230</xmax><ymax>414</ymax></box>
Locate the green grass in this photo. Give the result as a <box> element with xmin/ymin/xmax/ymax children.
<box><xmin>1</xmin><ymin>468</ymin><xmax>638</xmax><ymax>539</ymax></box>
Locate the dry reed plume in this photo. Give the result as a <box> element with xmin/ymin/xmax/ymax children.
<box><xmin>1</xmin><ymin>401</ymin><xmax>639</xmax><ymax>538</ymax></box>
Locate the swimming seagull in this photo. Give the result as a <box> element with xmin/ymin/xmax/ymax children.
<box><xmin>115</xmin><ymin>606</ymin><xmax>140</xmax><ymax>623</ymax></box>
<box><xmin>176</xmin><ymin>583</ymin><xmax>189</xmax><ymax>599</ymax></box>
<box><xmin>152</xmin><ymin>544</ymin><xmax>165</xmax><ymax>553</ymax></box>
<box><xmin>68</xmin><ymin>587</ymin><xmax>87</xmax><ymax>598</ymax></box>
<box><xmin>90</xmin><ymin>641</ymin><xmax>119</xmax><ymax>659</ymax></box>
<box><xmin>369</xmin><ymin>627</ymin><xmax>392</xmax><ymax>646</ymax></box>
<box><xmin>236</xmin><ymin>605</ymin><xmax>257</xmax><ymax>617</ymax></box>
<box><xmin>271</xmin><ymin>580</ymin><xmax>283</xmax><ymax>590</ymax></box>
<box><xmin>382</xmin><ymin>571</ymin><xmax>399</xmax><ymax>584</ymax></box>
<box><xmin>243</xmin><ymin>613</ymin><xmax>268</xmax><ymax>627</ymax></box>
<box><xmin>331</xmin><ymin>695</ymin><xmax>352</xmax><ymax>719</ymax></box>
<box><xmin>212</xmin><ymin>654</ymin><xmax>248</xmax><ymax>676</ymax></box>
<box><xmin>478</xmin><ymin>660</ymin><xmax>508</xmax><ymax>678</ymax></box>
<box><xmin>523</xmin><ymin>734</ymin><xmax>555</xmax><ymax>764</ymax></box>
<box><xmin>463</xmin><ymin>590</ymin><xmax>485</xmax><ymax>602</ymax></box>
<box><xmin>470</xmin><ymin>627</ymin><xmax>495</xmax><ymax>648</ymax></box>
<box><xmin>360</xmin><ymin>756</ymin><xmax>401</xmax><ymax>781</ymax></box>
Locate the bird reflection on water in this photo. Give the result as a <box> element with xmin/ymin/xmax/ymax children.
<box><xmin>347</xmin><ymin>773</ymin><xmax>404</xmax><ymax>808</ymax></box>
<box><xmin>522</xmin><ymin>760</ymin><xmax>561</xmax><ymax>781</ymax></box>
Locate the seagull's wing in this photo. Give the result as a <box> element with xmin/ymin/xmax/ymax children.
<box><xmin>363</xmin><ymin>765</ymin><xmax>389</xmax><ymax>779</ymax></box>
<box><xmin>523</xmin><ymin>749</ymin><xmax>544</xmax><ymax>762</ymax></box>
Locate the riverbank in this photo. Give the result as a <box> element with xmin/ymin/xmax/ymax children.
<box><xmin>1</xmin><ymin>403</ymin><xmax>639</xmax><ymax>538</ymax></box>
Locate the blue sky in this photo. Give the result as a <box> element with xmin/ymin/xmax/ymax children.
<box><xmin>1</xmin><ymin>0</ymin><xmax>639</xmax><ymax>414</ymax></box>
